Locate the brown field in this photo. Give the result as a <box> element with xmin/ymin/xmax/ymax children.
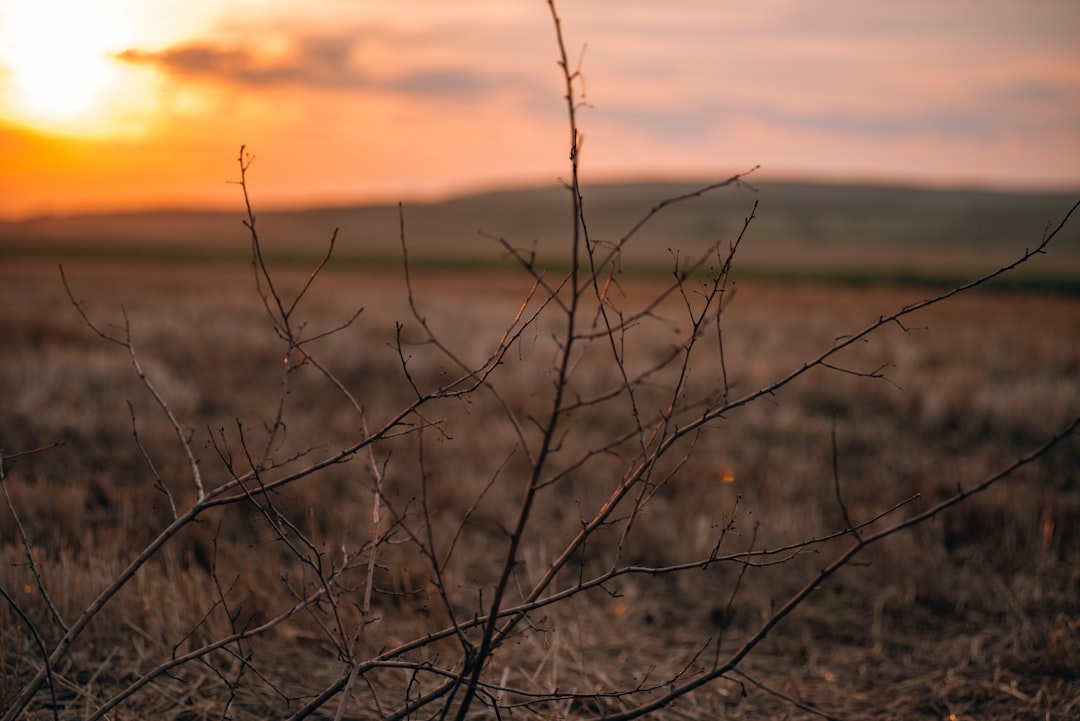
<box><xmin>1</xmin><ymin>250</ymin><xmax>1079</xmax><ymax>719</ymax></box>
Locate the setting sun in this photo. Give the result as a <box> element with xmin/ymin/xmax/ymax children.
<box><xmin>0</xmin><ymin>0</ymin><xmax>144</xmax><ymax>133</ymax></box>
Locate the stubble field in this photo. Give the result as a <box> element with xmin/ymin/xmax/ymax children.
<box><xmin>1</xmin><ymin>246</ymin><xmax>1078</xmax><ymax>719</ymax></box>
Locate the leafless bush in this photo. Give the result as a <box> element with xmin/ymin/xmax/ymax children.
<box><xmin>2</xmin><ymin>2</ymin><xmax>1079</xmax><ymax>720</ymax></box>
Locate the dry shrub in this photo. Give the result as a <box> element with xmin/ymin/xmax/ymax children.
<box><xmin>2</xmin><ymin>4</ymin><xmax>1079</xmax><ymax>720</ymax></box>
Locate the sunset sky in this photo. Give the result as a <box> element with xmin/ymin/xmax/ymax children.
<box><xmin>1</xmin><ymin>0</ymin><xmax>1078</xmax><ymax>219</ymax></box>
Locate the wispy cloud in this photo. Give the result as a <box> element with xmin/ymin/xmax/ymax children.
<box><xmin>116</xmin><ymin>34</ymin><xmax>513</xmax><ymax>98</ymax></box>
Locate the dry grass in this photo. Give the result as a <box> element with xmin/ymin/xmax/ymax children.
<box><xmin>1</xmin><ymin>255</ymin><xmax>1078</xmax><ymax>719</ymax></box>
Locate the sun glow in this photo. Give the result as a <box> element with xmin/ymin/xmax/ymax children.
<box><xmin>0</xmin><ymin>0</ymin><xmax>147</xmax><ymax>134</ymax></box>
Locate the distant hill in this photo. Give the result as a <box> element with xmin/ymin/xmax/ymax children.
<box><xmin>2</xmin><ymin>180</ymin><xmax>1077</xmax><ymax>289</ymax></box>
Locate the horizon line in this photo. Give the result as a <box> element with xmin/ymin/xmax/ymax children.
<box><xmin>5</xmin><ymin>171</ymin><xmax>1080</xmax><ymax>223</ymax></box>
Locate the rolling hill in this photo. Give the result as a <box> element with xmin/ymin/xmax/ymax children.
<box><xmin>2</xmin><ymin>180</ymin><xmax>1077</xmax><ymax>290</ymax></box>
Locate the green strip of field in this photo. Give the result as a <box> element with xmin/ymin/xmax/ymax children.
<box><xmin>4</xmin><ymin>236</ymin><xmax>1077</xmax><ymax>296</ymax></box>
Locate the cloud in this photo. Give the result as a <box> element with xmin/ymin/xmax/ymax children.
<box><xmin>115</xmin><ymin>35</ymin><xmax>368</xmax><ymax>89</ymax></box>
<box><xmin>599</xmin><ymin>89</ymin><xmax>1008</xmax><ymax>149</ymax></box>
<box><xmin>772</xmin><ymin>107</ymin><xmax>999</xmax><ymax>140</ymax></box>
<box><xmin>395</xmin><ymin>70</ymin><xmax>491</xmax><ymax>95</ymax></box>
<box><xmin>992</xmin><ymin>80</ymin><xmax>1080</xmax><ymax>112</ymax></box>
<box><xmin>114</xmin><ymin>34</ymin><xmax>507</xmax><ymax>97</ymax></box>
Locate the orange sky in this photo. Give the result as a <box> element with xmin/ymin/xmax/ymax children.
<box><xmin>1</xmin><ymin>0</ymin><xmax>1078</xmax><ymax>219</ymax></box>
